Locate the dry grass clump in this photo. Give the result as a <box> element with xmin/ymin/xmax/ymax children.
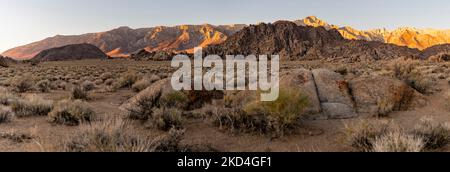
<box><xmin>81</xmin><ymin>81</ymin><xmax>95</xmax><ymax>91</ymax></box>
<box><xmin>11</xmin><ymin>75</ymin><xmax>34</xmax><ymax>93</ymax></box>
<box><xmin>372</xmin><ymin>130</ymin><xmax>424</xmax><ymax>152</ymax></box>
<box><xmin>0</xmin><ymin>107</ymin><xmax>14</xmax><ymax>124</ymax></box>
<box><xmin>343</xmin><ymin>117</ymin><xmax>450</xmax><ymax>152</ymax></box>
<box><xmin>0</xmin><ymin>90</ymin><xmax>20</xmax><ymax>106</ymax></box>
<box><xmin>11</xmin><ymin>95</ymin><xmax>53</xmax><ymax>118</ymax></box>
<box><xmin>118</xmin><ymin>70</ymin><xmax>140</xmax><ymax>88</ymax></box>
<box><xmin>147</xmin><ymin>108</ymin><xmax>184</xmax><ymax>131</ymax></box>
<box><xmin>0</xmin><ymin>131</ymin><xmax>33</xmax><ymax>143</ymax></box>
<box><xmin>411</xmin><ymin>117</ymin><xmax>450</xmax><ymax>150</ymax></box>
<box><xmin>160</xmin><ymin>91</ymin><xmax>189</xmax><ymax>110</ymax></box>
<box><xmin>131</xmin><ymin>75</ymin><xmax>160</xmax><ymax>92</ymax></box>
<box><xmin>64</xmin><ymin>119</ymin><xmax>213</xmax><ymax>152</ymax></box>
<box><xmin>36</xmin><ymin>79</ymin><xmax>51</xmax><ymax>93</ymax></box>
<box><xmin>391</xmin><ymin>59</ymin><xmax>433</xmax><ymax>94</ymax></box>
<box><xmin>64</xmin><ymin>118</ymin><xmax>152</xmax><ymax>152</ymax></box>
<box><xmin>343</xmin><ymin>120</ymin><xmax>392</xmax><ymax>152</ymax></box>
<box><xmin>213</xmin><ymin>88</ymin><xmax>309</xmax><ymax>136</ymax></box>
<box><xmin>48</xmin><ymin>99</ymin><xmax>96</xmax><ymax>126</ymax></box>
<box><xmin>71</xmin><ymin>86</ymin><xmax>89</xmax><ymax>100</ymax></box>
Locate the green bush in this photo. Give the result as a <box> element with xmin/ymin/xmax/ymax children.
<box><xmin>147</xmin><ymin>108</ymin><xmax>184</xmax><ymax>131</ymax></box>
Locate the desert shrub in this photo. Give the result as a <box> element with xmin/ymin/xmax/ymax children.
<box><xmin>132</xmin><ymin>78</ymin><xmax>152</xmax><ymax>92</ymax></box>
<box><xmin>71</xmin><ymin>86</ymin><xmax>89</xmax><ymax>100</ymax></box>
<box><xmin>147</xmin><ymin>108</ymin><xmax>184</xmax><ymax>131</ymax></box>
<box><xmin>342</xmin><ymin>120</ymin><xmax>392</xmax><ymax>152</ymax></box>
<box><xmin>100</xmin><ymin>72</ymin><xmax>113</xmax><ymax>81</ymax></box>
<box><xmin>0</xmin><ymin>108</ymin><xmax>13</xmax><ymax>124</ymax></box>
<box><xmin>445</xmin><ymin>92</ymin><xmax>450</xmax><ymax>111</ymax></box>
<box><xmin>0</xmin><ymin>91</ymin><xmax>20</xmax><ymax>106</ymax></box>
<box><xmin>48</xmin><ymin>99</ymin><xmax>95</xmax><ymax>126</ymax></box>
<box><xmin>372</xmin><ymin>130</ymin><xmax>424</xmax><ymax>152</ymax></box>
<box><xmin>411</xmin><ymin>117</ymin><xmax>450</xmax><ymax>150</ymax></box>
<box><xmin>391</xmin><ymin>60</ymin><xmax>433</xmax><ymax>94</ymax></box>
<box><xmin>94</xmin><ymin>79</ymin><xmax>103</xmax><ymax>85</ymax></box>
<box><xmin>11</xmin><ymin>75</ymin><xmax>34</xmax><ymax>93</ymax></box>
<box><xmin>148</xmin><ymin>128</ymin><xmax>216</xmax><ymax>152</ymax></box>
<box><xmin>64</xmin><ymin>118</ymin><xmax>152</xmax><ymax>152</ymax></box>
<box><xmin>126</xmin><ymin>94</ymin><xmax>160</xmax><ymax>120</ymax></box>
<box><xmin>36</xmin><ymin>79</ymin><xmax>51</xmax><ymax>93</ymax></box>
<box><xmin>104</xmin><ymin>79</ymin><xmax>114</xmax><ymax>86</ymax></box>
<box><xmin>243</xmin><ymin>88</ymin><xmax>309</xmax><ymax>136</ymax></box>
<box><xmin>159</xmin><ymin>91</ymin><xmax>189</xmax><ymax>109</ymax></box>
<box><xmin>81</xmin><ymin>81</ymin><xmax>95</xmax><ymax>91</ymax></box>
<box><xmin>0</xmin><ymin>58</ymin><xmax>9</xmax><ymax>68</ymax></box>
<box><xmin>11</xmin><ymin>95</ymin><xmax>53</xmax><ymax>117</ymax></box>
<box><xmin>118</xmin><ymin>70</ymin><xmax>139</xmax><ymax>88</ymax></box>
<box><xmin>213</xmin><ymin>88</ymin><xmax>309</xmax><ymax>136</ymax></box>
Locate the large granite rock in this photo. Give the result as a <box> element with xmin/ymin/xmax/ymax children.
<box><xmin>349</xmin><ymin>76</ymin><xmax>426</xmax><ymax>116</ymax></box>
<box><xmin>312</xmin><ymin>69</ymin><xmax>356</xmax><ymax>119</ymax></box>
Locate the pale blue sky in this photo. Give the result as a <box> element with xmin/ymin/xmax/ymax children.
<box><xmin>1</xmin><ymin>0</ymin><xmax>450</xmax><ymax>53</ymax></box>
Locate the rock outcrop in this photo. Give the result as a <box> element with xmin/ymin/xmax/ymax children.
<box><xmin>31</xmin><ymin>44</ymin><xmax>108</xmax><ymax>62</ymax></box>
<box><xmin>279</xmin><ymin>68</ymin><xmax>425</xmax><ymax>119</ymax></box>
<box><xmin>206</xmin><ymin>21</ymin><xmax>419</xmax><ymax>62</ymax></box>
<box><xmin>420</xmin><ymin>44</ymin><xmax>450</xmax><ymax>61</ymax></box>
<box><xmin>349</xmin><ymin>76</ymin><xmax>426</xmax><ymax>116</ymax></box>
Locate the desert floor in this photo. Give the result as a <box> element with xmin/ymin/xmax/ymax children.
<box><xmin>0</xmin><ymin>59</ymin><xmax>449</xmax><ymax>152</ymax></box>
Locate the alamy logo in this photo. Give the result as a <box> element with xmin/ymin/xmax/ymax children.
<box><xmin>171</xmin><ymin>47</ymin><xmax>280</xmax><ymax>101</ymax></box>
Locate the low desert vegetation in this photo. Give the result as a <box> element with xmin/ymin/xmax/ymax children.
<box><xmin>71</xmin><ymin>86</ymin><xmax>89</xmax><ymax>100</ymax></box>
<box><xmin>118</xmin><ymin>70</ymin><xmax>140</xmax><ymax>88</ymax></box>
<box><xmin>11</xmin><ymin>75</ymin><xmax>34</xmax><ymax>93</ymax></box>
<box><xmin>372</xmin><ymin>130</ymin><xmax>424</xmax><ymax>152</ymax></box>
<box><xmin>391</xmin><ymin>59</ymin><xmax>434</xmax><ymax>94</ymax></box>
<box><xmin>48</xmin><ymin>99</ymin><xmax>96</xmax><ymax>126</ymax></box>
<box><xmin>343</xmin><ymin>117</ymin><xmax>450</xmax><ymax>152</ymax></box>
<box><xmin>11</xmin><ymin>95</ymin><xmax>53</xmax><ymax>118</ymax></box>
<box><xmin>212</xmin><ymin>88</ymin><xmax>310</xmax><ymax>137</ymax></box>
<box><xmin>64</xmin><ymin>118</ymin><xmax>214</xmax><ymax>152</ymax></box>
<box><xmin>147</xmin><ymin>108</ymin><xmax>184</xmax><ymax>131</ymax></box>
<box><xmin>36</xmin><ymin>79</ymin><xmax>51</xmax><ymax>92</ymax></box>
<box><xmin>0</xmin><ymin>107</ymin><xmax>13</xmax><ymax>124</ymax></box>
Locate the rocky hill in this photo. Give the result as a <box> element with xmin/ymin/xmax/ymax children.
<box><xmin>2</xmin><ymin>24</ymin><xmax>245</xmax><ymax>59</ymax></box>
<box><xmin>31</xmin><ymin>43</ymin><xmax>108</xmax><ymax>62</ymax></box>
<box><xmin>206</xmin><ymin>21</ymin><xmax>419</xmax><ymax>62</ymax></box>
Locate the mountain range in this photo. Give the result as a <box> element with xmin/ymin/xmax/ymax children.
<box><xmin>2</xmin><ymin>16</ymin><xmax>450</xmax><ymax>60</ymax></box>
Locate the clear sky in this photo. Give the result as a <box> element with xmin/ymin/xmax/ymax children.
<box><xmin>1</xmin><ymin>0</ymin><xmax>450</xmax><ymax>53</ymax></box>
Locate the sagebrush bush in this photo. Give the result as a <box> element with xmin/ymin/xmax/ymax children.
<box><xmin>11</xmin><ymin>75</ymin><xmax>34</xmax><ymax>93</ymax></box>
<box><xmin>0</xmin><ymin>90</ymin><xmax>19</xmax><ymax>106</ymax></box>
<box><xmin>212</xmin><ymin>88</ymin><xmax>309</xmax><ymax>136</ymax></box>
<box><xmin>48</xmin><ymin>99</ymin><xmax>95</xmax><ymax>126</ymax></box>
<box><xmin>118</xmin><ymin>70</ymin><xmax>139</xmax><ymax>88</ymax></box>
<box><xmin>71</xmin><ymin>86</ymin><xmax>89</xmax><ymax>100</ymax></box>
<box><xmin>372</xmin><ymin>130</ymin><xmax>424</xmax><ymax>152</ymax></box>
<box><xmin>159</xmin><ymin>91</ymin><xmax>189</xmax><ymax>110</ymax></box>
<box><xmin>147</xmin><ymin>108</ymin><xmax>184</xmax><ymax>131</ymax></box>
<box><xmin>132</xmin><ymin>78</ymin><xmax>152</xmax><ymax>92</ymax></box>
<box><xmin>11</xmin><ymin>95</ymin><xmax>53</xmax><ymax>118</ymax></box>
<box><xmin>64</xmin><ymin>118</ymin><xmax>152</xmax><ymax>152</ymax></box>
<box><xmin>127</xmin><ymin>94</ymin><xmax>160</xmax><ymax>120</ymax></box>
<box><xmin>36</xmin><ymin>79</ymin><xmax>51</xmax><ymax>92</ymax></box>
<box><xmin>391</xmin><ymin>60</ymin><xmax>433</xmax><ymax>94</ymax></box>
<box><xmin>343</xmin><ymin>120</ymin><xmax>391</xmax><ymax>152</ymax></box>
<box><xmin>81</xmin><ymin>81</ymin><xmax>95</xmax><ymax>91</ymax></box>
<box><xmin>0</xmin><ymin>108</ymin><xmax>13</xmax><ymax>124</ymax></box>
<box><xmin>243</xmin><ymin>88</ymin><xmax>309</xmax><ymax>136</ymax></box>
<box><xmin>411</xmin><ymin>117</ymin><xmax>450</xmax><ymax>150</ymax></box>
